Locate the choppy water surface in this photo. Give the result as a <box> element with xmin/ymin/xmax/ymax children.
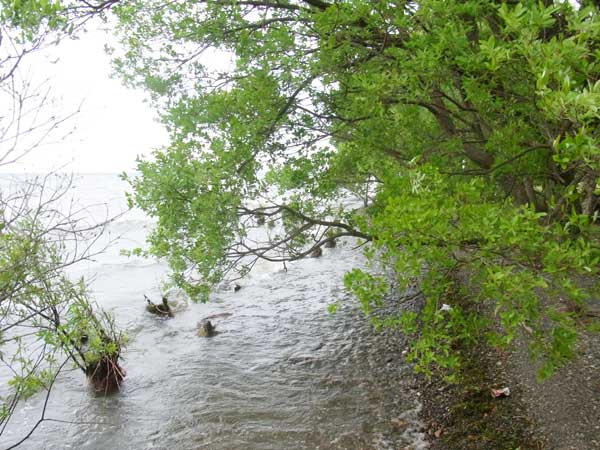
<box><xmin>1</xmin><ymin>174</ymin><xmax>426</xmax><ymax>450</ymax></box>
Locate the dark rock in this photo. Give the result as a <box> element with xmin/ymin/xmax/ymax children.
<box><xmin>310</xmin><ymin>247</ymin><xmax>323</xmax><ymax>258</ymax></box>
<box><xmin>324</xmin><ymin>239</ymin><xmax>336</xmax><ymax>248</ymax></box>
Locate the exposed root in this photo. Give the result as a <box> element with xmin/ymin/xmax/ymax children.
<box><xmin>86</xmin><ymin>354</ymin><xmax>125</xmax><ymax>395</ymax></box>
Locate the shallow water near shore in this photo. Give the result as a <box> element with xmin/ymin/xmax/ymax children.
<box><xmin>0</xmin><ymin>174</ymin><xmax>427</xmax><ymax>450</ymax></box>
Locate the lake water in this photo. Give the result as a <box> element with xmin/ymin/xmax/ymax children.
<box><xmin>0</xmin><ymin>173</ymin><xmax>427</xmax><ymax>450</ymax></box>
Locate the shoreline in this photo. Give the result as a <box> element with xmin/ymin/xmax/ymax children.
<box><xmin>415</xmin><ymin>342</ymin><xmax>542</xmax><ymax>450</ymax></box>
<box><xmin>413</xmin><ymin>319</ymin><xmax>600</xmax><ymax>449</ymax></box>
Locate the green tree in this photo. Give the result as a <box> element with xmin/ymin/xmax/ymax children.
<box><xmin>110</xmin><ymin>0</ymin><xmax>600</xmax><ymax>378</ymax></box>
<box><xmin>11</xmin><ymin>0</ymin><xmax>599</xmax><ymax>379</ymax></box>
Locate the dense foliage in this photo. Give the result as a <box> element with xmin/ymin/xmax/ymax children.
<box><xmin>112</xmin><ymin>0</ymin><xmax>600</xmax><ymax>378</ymax></box>
<box><xmin>113</xmin><ymin>0</ymin><xmax>600</xmax><ymax>378</ymax></box>
<box><xmin>6</xmin><ymin>0</ymin><xmax>600</xmax><ymax>379</ymax></box>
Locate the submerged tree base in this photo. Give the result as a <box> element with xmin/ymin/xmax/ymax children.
<box><xmin>86</xmin><ymin>354</ymin><xmax>125</xmax><ymax>395</ymax></box>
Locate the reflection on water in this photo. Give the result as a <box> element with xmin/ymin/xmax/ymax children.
<box><xmin>0</xmin><ymin>175</ymin><xmax>426</xmax><ymax>450</ymax></box>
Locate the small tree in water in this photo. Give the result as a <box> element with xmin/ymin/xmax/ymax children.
<box><xmin>0</xmin><ymin>20</ymin><xmax>126</xmax><ymax>448</ymax></box>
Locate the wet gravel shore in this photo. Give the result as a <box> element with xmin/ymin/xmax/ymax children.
<box><xmin>412</xmin><ymin>302</ymin><xmax>600</xmax><ymax>450</ymax></box>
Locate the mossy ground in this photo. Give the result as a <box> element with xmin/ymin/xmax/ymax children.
<box><xmin>417</xmin><ymin>342</ymin><xmax>543</xmax><ymax>450</ymax></box>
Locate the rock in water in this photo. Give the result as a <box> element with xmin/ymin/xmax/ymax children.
<box><xmin>197</xmin><ymin>320</ymin><xmax>216</xmax><ymax>337</ymax></box>
<box><xmin>324</xmin><ymin>239</ymin><xmax>336</xmax><ymax>248</ymax></box>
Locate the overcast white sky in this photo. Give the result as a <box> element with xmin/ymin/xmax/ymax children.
<box><xmin>3</xmin><ymin>27</ymin><xmax>168</xmax><ymax>174</ymax></box>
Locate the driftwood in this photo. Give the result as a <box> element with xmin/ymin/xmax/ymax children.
<box><xmin>197</xmin><ymin>312</ymin><xmax>233</xmax><ymax>337</ymax></box>
<box><xmin>203</xmin><ymin>312</ymin><xmax>233</xmax><ymax>320</ymax></box>
<box><xmin>145</xmin><ymin>295</ymin><xmax>174</xmax><ymax>317</ymax></box>
<box><xmin>197</xmin><ymin>320</ymin><xmax>217</xmax><ymax>337</ymax></box>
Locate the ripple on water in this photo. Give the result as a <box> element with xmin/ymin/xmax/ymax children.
<box><xmin>2</xmin><ymin>246</ymin><xmax>426</xmax><ymax>450</ymax></box>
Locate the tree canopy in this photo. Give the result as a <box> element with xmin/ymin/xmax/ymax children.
<box><xmin>111</xmin><ymin>0</ymin><xmax>600</xmax><ymax>378</ymax></box>
<box><xmin>5</xmin><ymin>0</ymin><xmax>600</xmax><ymax>378</ymax></box>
